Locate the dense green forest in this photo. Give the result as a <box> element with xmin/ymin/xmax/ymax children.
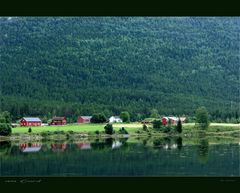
<box><xmin>0</xmin><ymin>17</ymin><xmax>239</xmax><ymax>122</ymax></box>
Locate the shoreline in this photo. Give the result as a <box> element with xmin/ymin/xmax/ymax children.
<box><xmin>1</xmin><ymin>130</ymin><xmax>239</xmax><ymax>142</ymax></box>
<box><xmin>1</xmin><ymin>122</ymin><xmax>239</xmax><ymax>142</ymax></box>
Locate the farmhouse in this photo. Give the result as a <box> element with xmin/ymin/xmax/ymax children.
<box><xmin>19</xmin><ymin>117</ymin><xmax>42</xmax><ymax>127</ymax></box>
<box><xmin>49</xmin><ymin>117</ymin><xmax>67</xmax><ymax>125</ymax></box>
<box><xmin>78</xmin><ymin>116</ymin><xmax>92</xmax><ymax>124</ymax></box>
<box><xmin>109</xmin><ymin>116</ymin><xmax>123</xmax><ymax>123</ymax></box>
<box><xmin>162</xmin><ymin>116</ymin><xmax>186</xmax><ymax>125</ymax></box>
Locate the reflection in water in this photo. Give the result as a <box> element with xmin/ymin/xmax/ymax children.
<box><xmin>19</xmin><ymin>143</ymin><xmax>42</xmax><ymax>153</ymax></box>
<box><xmin>0</xmin><ymin>141</ymin><xmax>11</xmax><ymax>155</ymax></box>
<box><xmin>112</xmin><ymin>141</ymin><xmax>122</xmax><ymax>149</ymax></box>
<box><xmin>175</xmin><ymin>137</ymin><xmax>183</xmax><ymax>150</ymax></box>
<box><xmin>197</xmin><ymin>138</ymin><xmax>209</xmax><ymax>164</ymax></box>
<box><xmin>142</xmin><ymin>137</ymin><xmax>149</xmax><ymax>146</ymax></box>
<box><xmin>51</xmin><ymin>143</ymin><xmax>67</xmax><ymax>152</ymax></box>
<box><xmin>153</xmin><ymin>137</ymin><xmax>182</xmax><ymax>150</ymax></box>
<box><xmin>0</xmin><ymin>136</ymin><xmax>239</xmax><ymax>176</ymax></box>
<box><xmin>77</xmin><ymin>142</ymin><xmax>91</xmax><ymax>150</ymax></box>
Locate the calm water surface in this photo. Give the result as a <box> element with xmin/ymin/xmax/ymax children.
<box><xmin>0</xmin><ymin>136</ymin><xmax>239</xmax><ymax>176</ymax></box>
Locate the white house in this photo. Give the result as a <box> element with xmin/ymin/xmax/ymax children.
<box><xmin>109</xmin><ymin>116</ymin><xmax>123</xmax><ymax>123</ymax></box>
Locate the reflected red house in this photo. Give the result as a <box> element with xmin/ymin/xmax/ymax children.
<box><xmin>19</xmin><ymin>117</ymin><xmax>42</xmax><ymax>127</ymax></box>
<box><xmin>162</xmin><ymin>117</ymin><xmax>186</xmax><ymax>126</ymax></box>
<box><xmin>77</xmin><ymin>142</ymin><xmax>91</xmax><ymax>150</ymax></box>
<box><xmin>49</xmin><ymin>117</ymin><xmax>67</xmax><ymax>125</ymax></box>
<box><xmin>19</xmin><ymin>143</ymin><xmax>42</xmax><ymax>153</ymax></box>
<box><xmin>51</xmin><ymin>144</ymin><xmax>67</xmax><ymax>152</ymax></box>
<box><xmin>78</xmin><ymin>116</ymin><xmax>92</xmax><ymax>124</ymax></box>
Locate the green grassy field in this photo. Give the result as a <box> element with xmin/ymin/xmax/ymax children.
<box><xmin>12</xmin><ymin>123</ymin><xmax>141</xmax><ymax>134</ymax></box>
<box><xmin>12</xmin><ymin>122</ymin><xmax>239</xmax><ymax>134</ymax></box>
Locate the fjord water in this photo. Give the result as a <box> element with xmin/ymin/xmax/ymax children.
<box><xmin>0</xmin><ymin>137</ymin><xmax>239</xmax><ymax>176</ymax></box>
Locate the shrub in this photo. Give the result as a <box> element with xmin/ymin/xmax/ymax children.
<box><xmin>41</xmin><ymin>132</ymin><xmax>49</xmax><ymax>137</ymax></box>
<box><xmin>119</xmin><ymin>127</ymin><xmax>128</xmax><ymax>134</ymax></box>
<box><xmin>152</xmin><ymin>119</ymin><xmax>162</xmax><ymax>129</ymax></box>
<box><xmin>176</xmin><ymin>118</ymin><xmax>182</xmax><ymax>133</ymax></box>
<box><xmin>142</xmin><ymin>124</ymin><xmax>148</xmax><ymax>131</ymax></box>
<box><xmin>66</xmin><ymin>133</ymin><xmax>70</xmax><ymax>139</ymax></box>
<box><xmin>0</xmin><ymin>123</ymin><xmax>12</xmax><ymax>136</ymax></box>
<box><xmin>104</xmin><ymin>124</ymin><xmax>114</xmax><ymax>135</ymax></box>
<box><xmin>28</xmin><ymin>128</ymin><xmax>32</xmax><ymax>133</ymax></box>
<box><xmin>136</xmin><ymin>130</ymin><xmax>141</xmax><ymax>134</ymax></box>
<box><xmin>120</xmin><ymin>111</ymin><xmax>130</xmax><ymax>123</ymax></box>
<box><xmin>95</xmin><ymin>130</ymin><xmax>100</xmax><ymax>135</ymax></box>
<box><xmin>162</xmin><ymin>126</ymin><xmax>171</xmax><ymax>133</ymax></box>
<box><xmin>153</xmin><ymin>139</ymin><xmax>163</xmax><ymax>146</ymax></box>
<box><xmin>91</xmin><ymin>113</ymin><xmax>107</xmax><ymax>123</ymax></box>
<box><xmin>195</xmin><ymin>106</ymin><xmax>210</xmax><ymax>129</ymax></box>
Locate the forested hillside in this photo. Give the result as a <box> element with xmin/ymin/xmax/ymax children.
<box><xmin>0</xmin><ymin>17</ymin><xmax>239</xmax><ymax>121</ymax></box>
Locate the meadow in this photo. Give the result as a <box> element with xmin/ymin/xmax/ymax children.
<box><xmin>12</xmin><ymin>122</ymin><xmax>240</xmax><ymax>135</ymax></box>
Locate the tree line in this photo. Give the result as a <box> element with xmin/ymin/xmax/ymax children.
<box><xmin>0</xmin><ymin>17</ymin><xmax>239</xmax><ymax>122</ymax></box>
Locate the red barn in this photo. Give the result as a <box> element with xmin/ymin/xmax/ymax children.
<box><xmin>78</xmin><ymin>116</ymin><xmax>92</xmax><ymax>124</ymax></box>
<box><xmin>162</xmin><ymin>116</ymin><xmax>186</xmax><ymax>126</ymax></box>
<box><xmin>161</xmin><ymin>117</ymin><xmax>168</xmax><ymax>125</ymax></box>
<box><xmin>49</xmin><ymin>117</ymin><xmax>67</xmax><ymax>125</ymax></box>
<box><xmin>19</xmin><ymin>117</ymin><xmax>42</xmax><ymax>127</ymax></box>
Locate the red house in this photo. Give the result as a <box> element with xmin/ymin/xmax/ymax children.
<box><xmin>162</xmin><ymin>117</ymin><xmax>186</xmax><ymax>126</ymax></box>
<box><xmin>78</xmin><ymin>116</ymin><xmax>92</xmax><ymax>124</ymax></box>
<box><xmin>49</xmin><ymin>117</ymin><xmax>67</xmax><ymax>125</ymax></box>
<box><xmin>19</xmin><ymin>117</ymin><xmax>42</xmax><ymax>127</ymax></box>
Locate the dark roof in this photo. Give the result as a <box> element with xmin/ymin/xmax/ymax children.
<box><xmin>52</xmin><ymin>117</ymin><xmax>66</xmax><ymax>121</ymax></box>
<box><xmin>22</xmin><ymin>117</ymin><xmax>42</xmax><ymax>122</ymax></box>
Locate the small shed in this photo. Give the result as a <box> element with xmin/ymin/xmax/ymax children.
<box><xmin>78</xmin><ymin>116</ymin><xmax>92</xmax><ymax>124</ymax></box>
<box><xmin>50</xmin><ymin>117</ymin><xmax>67</xmax><ymax>125</ymax></box>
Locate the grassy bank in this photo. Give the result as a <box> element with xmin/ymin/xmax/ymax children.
<box><xmin>12</xmin><ymin>122</ymin><xmax>239</xmax><ymax>132</ymax></box>
<box><xmin>10</xmin><ymin>122</ymin><xmax>239</xmax><ymax>137</ymax></box>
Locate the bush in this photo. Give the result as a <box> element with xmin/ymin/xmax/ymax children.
<box><xmin>53</xmin><ymin>130</ymin><xmax>64</xmax><ymax>135</ymax></box>
<box><xmin>119</xmin><ymin>127</ymin><xmax>128</xmax><ymax>134</ymax></box>
<box><xmin>195</xmin><ymin>106</ymin><xmax>210</xmax><ymax>129</ymax></box>
<box><xmin>41</xmin><ymin>132</ymin><xmax>50</xmax><ymax>138</ymax></box>
<box><xmin>153</xmin><ymin>139</ymin><xmax>163</xmax><ymax>147</ymax></box>
<box><xmin>142</xmin><ymin>124</ymin><xmax>148</xmax><ymax>131</ymax></box>
<box><xmin>162</xmin><ymin>126</ymin><xmax>171</xmax><ymax>133</ymax></box>
<box><xmin>104</xmin><ymin>124</ymin><xmax>114</xmax><ymax>135</ymax></box>
<box><xmin>120</xmin><ymin>111</ymin><xmax>130</xmax><ymax>123</ymax></box>
<box><xmin>136</xmin><ymin>130</ymin><xmax>142</xmax><ymax>134</ymax></box>
<box><xmin>0</xmin><ymin>123</ymin><xmax>12</xmax><ymax>136</ymax></box>
<box><xmin>152</xmin><ymin>119</ymin><xmax>162</xmax><ymax>129</ymax></box>
<box><xmin>28</xmin><ymin>128</ymin><xmax>32</xmax><ymax>133</ymax></box>
<box><xmin>95</xmin><ymin>130</ymin><xmax>100</xmax><ymax>135</ymax></box>
<box><xmin>91</xmin><ymin>113</ymin><xmax>107</xmax><ymax>123</ymax></box>
<box><xmin>176</xmin><ymin>118</ymin><xmax>182</xmax><ymax>133</ymax></box>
